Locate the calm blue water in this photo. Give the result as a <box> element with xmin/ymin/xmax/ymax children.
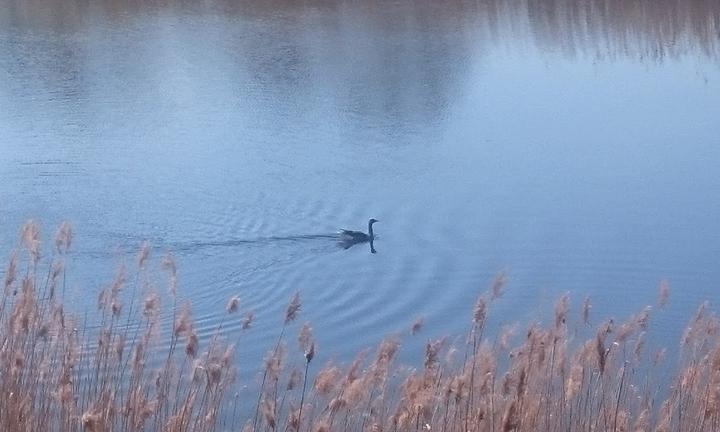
<box><xmin>1</xmin><ymin>0</ymin><xmax>719</xmax><ymax>374</ymax></box>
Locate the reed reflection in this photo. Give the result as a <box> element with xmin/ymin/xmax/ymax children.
<box><xmin>521</xmin><ymin>0</ymin><xmax>719</xmax><ymax>60</ymax></box>
<box><xmin>1</xmin><ymin>0</ymin><xmax>716</xmax><ymax>142</ymax></box>
<box><xmin>2</xmin><ymin>0</ymin><xmax>717</xmax><ymax>62</ymax></box>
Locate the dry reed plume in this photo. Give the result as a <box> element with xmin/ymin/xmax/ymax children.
<box><xmin>1</xmin><ymin>221</ymin><xmax>718</xmax><ymax>432</ymax></box>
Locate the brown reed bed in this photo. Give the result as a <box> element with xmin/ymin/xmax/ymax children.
<box><xmin>1</xmin><ymin>220</ymin><xmax>719</xmax><ymax>431</ymax></box>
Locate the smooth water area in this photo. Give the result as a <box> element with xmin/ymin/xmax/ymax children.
<box><xmin>1</xmin><ymin>0</ymin><xmax>719</xmax><ymax>372</ymax></box>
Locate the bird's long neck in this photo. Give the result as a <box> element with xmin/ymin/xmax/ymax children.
<box><xmin>368</xmin><ymin>221</ymin><xmax>374</xmax><ymax>238</ymax></box>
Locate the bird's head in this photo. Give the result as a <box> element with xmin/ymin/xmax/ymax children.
<box><xmin>369</xmin><ymin>218</ymin><xmax>379</xmax><ymax>225</ymax></box>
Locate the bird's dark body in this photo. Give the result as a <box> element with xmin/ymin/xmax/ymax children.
<box><xmin>339</xmin><ymin>229</ymin><xmax>371</xmax><ymax>242</ymax></box>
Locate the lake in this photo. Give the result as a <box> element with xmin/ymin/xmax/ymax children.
<box><xmin>1</xmin><ymin>0</ymin><xmax>719</xmax><ymax>377</ymax></box>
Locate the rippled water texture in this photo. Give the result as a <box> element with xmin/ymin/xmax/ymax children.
<box><xmin>1</xmin><ymin>0</ymin><xmax>719</xmax><ymax>369</ymax></box>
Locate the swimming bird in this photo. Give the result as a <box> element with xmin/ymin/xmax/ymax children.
<box><xmin>338</xmin><ymin>218</ymin><xmax>379</xmax><ymax>249</ymax></box>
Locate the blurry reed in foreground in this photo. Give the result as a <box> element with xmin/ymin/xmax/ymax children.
<box><xmin>1</xmin><ymin>221</ymin><xmax>718</xmax><ymax>432</ymax></box>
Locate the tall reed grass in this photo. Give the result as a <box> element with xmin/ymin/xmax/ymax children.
<box><xmin>1</xmin><ymin>220</ymin><xmax>718</xmax><ymax>431</ymax></box>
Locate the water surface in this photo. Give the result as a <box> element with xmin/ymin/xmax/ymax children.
<box><xmin>1</xmin><ymin>0</ymin><xmax>719</xmax><ymax>372</ymax></box>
